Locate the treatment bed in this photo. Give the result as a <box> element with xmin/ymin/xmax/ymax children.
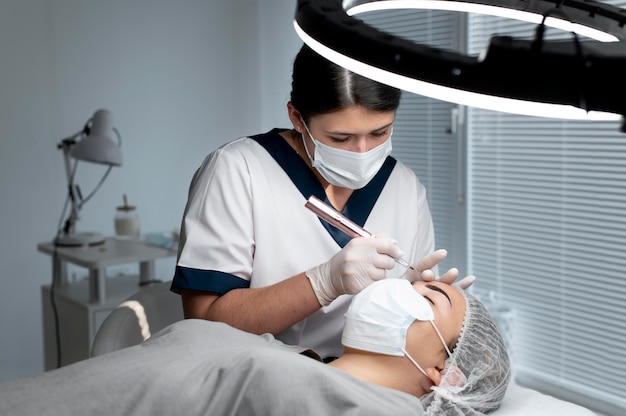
<box><xmin>0</xmin><ymin>281</ymin><xmax>598</xmax><ymax>415</ymax></box>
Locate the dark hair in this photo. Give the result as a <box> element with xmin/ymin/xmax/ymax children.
<box><xmin>290</xmin><ymin>45</ymin><xmax>401</xmax><ymax>122</ymax></box>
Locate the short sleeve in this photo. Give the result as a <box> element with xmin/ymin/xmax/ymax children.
<box><xmin>172</xmin><ymin>139</ymin><xmax>256</xmax><ymax>293</ymax></box>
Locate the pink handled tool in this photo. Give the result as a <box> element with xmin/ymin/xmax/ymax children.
<box><xmin>305</xmin><ymin>195</ymin><xmax>413</xmax><ymax>269</ymax></box>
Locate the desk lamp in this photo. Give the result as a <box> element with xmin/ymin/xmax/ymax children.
<box><xmin>55</xmin><ymin>109</ymin><xmax>123</xmax><ymax>247</ymax></box>
<box><xmin>293</xmin><ymin>0</ymin><xmax>626</xmax><ymax>130</ymax></box>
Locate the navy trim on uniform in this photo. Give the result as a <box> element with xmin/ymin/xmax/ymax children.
<box><xmin>251</xmin><ymin>129</ymin><xmax>325</xmax><ymax>201</ymax></box>
<box><xmin>252</xmin><ymin>129</ymin><xmax>397</xmax><ymax>248</ymax></box>
<box><xmin>171</xmin><ymin>266</ymin><xmax>249</xmax><ymax>295</ymax></box>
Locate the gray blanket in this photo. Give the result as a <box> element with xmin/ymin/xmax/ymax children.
<box><xmin>0</xmin><ymin>319</ymin><xmax>424</xmax><ymax>415</ymax></box>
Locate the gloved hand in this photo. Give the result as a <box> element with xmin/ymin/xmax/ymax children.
<box><xmin>404</xmin><ymin>249</ymin><xmax>475</xmax><ymax>289</ymax></box>
<box><xmin>306</xmin><ymin>234</ymin><xmax>403</xmax><ymax>306</ymax></box>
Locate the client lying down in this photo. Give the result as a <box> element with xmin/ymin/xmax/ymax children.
<box><xmin>0</xmin><ymin>279</ymin><xmax>510</xmax><ymax>415</ymax></box>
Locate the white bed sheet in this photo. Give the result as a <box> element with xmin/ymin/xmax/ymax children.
<box><xmin>497</xmin><ymin>383</ymin><xmax>596</xmax><ymax>416</ymax></box>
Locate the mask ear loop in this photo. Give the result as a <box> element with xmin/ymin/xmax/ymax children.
<box><xmin>402</xmin><ymin>348</ymin><xmax>431</xmax><ymax>379</ymax></box>
<box><xmin>429</xmin><ymin>321</ymin><xmax>453</xmax><ymax>357</ymax></box>
<box><xmin>300</xmin><ymin>119</ymin><xmax>317</xmax><ymax>165</ymax></box>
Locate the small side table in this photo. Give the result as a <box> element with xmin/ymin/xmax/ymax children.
<box><xmin>38</xmin><ymin>238</ymin><xmax>177</xmax><ymax>369</ymax></box>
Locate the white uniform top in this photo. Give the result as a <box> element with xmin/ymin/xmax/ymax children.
<box><xmin>172</xmin><ymin>129</ymin><xmax>436</xmax><ymax>358</ymax></box>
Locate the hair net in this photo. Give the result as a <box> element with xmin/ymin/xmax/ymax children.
<box><xmin>421</xmin><ymin>291</ymin><xmax>511</xmax><ymax>415</ymax></box>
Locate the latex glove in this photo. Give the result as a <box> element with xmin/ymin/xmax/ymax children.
<box><xmin>306</xmin><ymin>234</ymin><xmax>403</xmax><ymax>306</ymax></box>
<box><xmin>404</xmin><ymin>249</ymin><xmax>475</xmax><ymax>289</ymax></box>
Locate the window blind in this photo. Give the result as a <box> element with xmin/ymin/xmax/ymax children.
<box><xmin>467</xmin><ymin>5</ymin><xmax>626</xmax><ymax>415</ymax></box>
<box><xmin>356</xmin><ymin>9</ymin><xmax>467</xmax><ymax>274</ymax></box>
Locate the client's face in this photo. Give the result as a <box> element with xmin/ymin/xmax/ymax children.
<box><xmin>405</xmin><ymin>281</ymin><xmax>466</xmax><ymax>390</ymax></box>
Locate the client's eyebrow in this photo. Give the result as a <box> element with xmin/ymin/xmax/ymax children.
<box><xmin>426</xmin><ymin>284</ymin><xmax>452</xmax><ymax>306</ymax></box>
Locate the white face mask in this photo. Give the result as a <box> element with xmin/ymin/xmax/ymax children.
<box><xmin>300</xmin><ymin>120</ymin><xmax>392</xmax><ymax>189</ymax></box>
<box><xmin>342</xmin><ymin>279</ymin><xmax>452</xmax><ymax>378</ymax></box>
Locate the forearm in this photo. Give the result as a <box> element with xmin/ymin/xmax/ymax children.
<box><xmin>182</xmin><ymin>273</ymin><xmax>322</xmax><ymax>335</ymax></box>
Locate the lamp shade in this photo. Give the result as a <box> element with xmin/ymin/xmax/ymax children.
<box><xmin>71</xmin><ymin>109</ymin><xmax>123</xmax><ymax>166</ymax></box>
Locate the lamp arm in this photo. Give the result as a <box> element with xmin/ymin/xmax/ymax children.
<box><xmin>77</xmin><ymin>126</ymin><xmax>121</xmax><ymax>206</ymax></box>
<box><xmin>58</xmin><ymin>133</ymin><xmax>82</xmax><ymax>236</ymax></box>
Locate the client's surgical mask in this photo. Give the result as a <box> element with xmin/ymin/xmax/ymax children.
<box><xmin>342</xmin><ymin>279</ymin><xmax>452</xmax><ymax>378</ymax></box>
<box><xmin>300</xmin><ymin>120</ymin><xmax>392</xmax><ymax>189</ymax></box>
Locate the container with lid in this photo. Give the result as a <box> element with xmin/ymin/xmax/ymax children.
<box><xmin>115</xmin><ymin>194</ymin><xmax>140</xmax><ymax>238</ymax></box>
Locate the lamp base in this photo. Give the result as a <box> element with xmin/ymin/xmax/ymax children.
<box><xmin>54</xmin><ymin>232</ymin><xmax>106</xmax><ymax>247</ymax></box>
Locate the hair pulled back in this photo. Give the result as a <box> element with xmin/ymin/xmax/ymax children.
<box><xmin>290</xmin><ymin>45</ymin><xmax>401</xmax><ymax>122</ymax></box>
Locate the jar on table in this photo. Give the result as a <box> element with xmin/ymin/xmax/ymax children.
<box><xmin>115</xmin><ymin>196</ymin><xmax>140</xmax><ymax>238</ymax></box>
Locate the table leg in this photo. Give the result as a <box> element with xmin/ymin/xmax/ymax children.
<box><xmin>139</xmin><ymin>261</ymin><xmax>156</xmax><ymax>285</ymax></box>
<box><xmin>89</xmin><ymin>267</ymin><xmax>106</xmax><ymax>303</ymax></box>
<box><xmin>52</xmin><ymin>256</ymin><xmax>68</xmax><ymax>287</ymax></box>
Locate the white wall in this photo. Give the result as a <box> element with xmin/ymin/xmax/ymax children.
<box><xmin>258</xmin><ymin>0</ymin><xmax>303</xmax><ymax>128</ymax></box>
<box><xmin>0</xmin><ymin>0</ymin><xmax>300</xmax><ymax>382</ymax></box>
